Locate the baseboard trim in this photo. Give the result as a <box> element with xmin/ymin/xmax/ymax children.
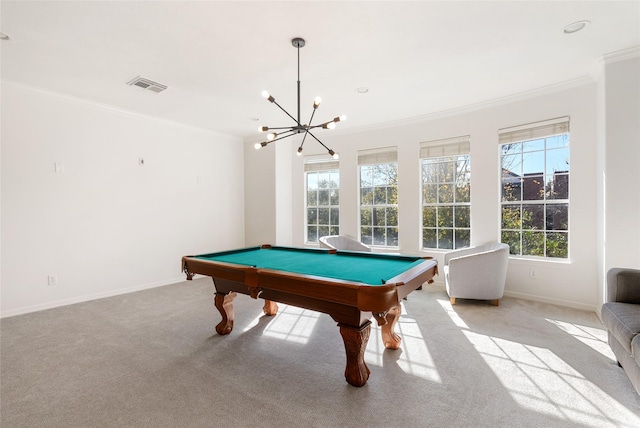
<box><xmin>0</xmin><ymin>276</ymin><xmax>189</xmax><ymax>319</ymax></box>
<box><xmin>427</xmin><ymin>282</ymin><xmax>598</xmax><ymax>314</ymax></box>
<box><xmin>502</xmin><ymin>290</ymin><xmax>598</xmax><ymax>313</ymax></box>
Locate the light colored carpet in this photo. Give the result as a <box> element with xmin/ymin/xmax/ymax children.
<box><xmin>2</xmin><ymin>278</ymin><xmax>639</xmax><ymax>427</ymax></box>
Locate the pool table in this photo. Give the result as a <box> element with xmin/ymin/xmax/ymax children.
<box><xmin>182</xmin><ymin>245</ymin><xmax>438</xmax><ymax>386</ymax></box>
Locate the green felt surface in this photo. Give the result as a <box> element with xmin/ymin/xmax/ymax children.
<box><xmin>196</xmin><ymin>246</ymin><xmax>425</xmax><ymax>285</ymax></box>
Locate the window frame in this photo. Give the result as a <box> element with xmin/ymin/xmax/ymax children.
<box><xmin>419</xmin><ymin>135</ymin><xmax>471</xmax><ymax>251</ymax></box>
<box><xmin>357</xmin><ymin>147</ymin><xmax>399</xmax><ymax>248</ymax></box>
<box><xmin>304</xmin><ymin>158</ymin><xmax>340</xmax><ymax>244</ymax></box>
<box><xmin>499</xmin><ymin>118</ymin><xmax>570</xmax><ymax>259</ymax></box>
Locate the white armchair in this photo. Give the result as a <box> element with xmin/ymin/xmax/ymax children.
<box><xmin>319</xmin><ymin>235</ymin><xmax>371</xmax><ymax>252</ymax></box>
<box><xmin>444</xmin><ymin>242</ymin><xmax>509</xmax><ymax>306</ymax></box>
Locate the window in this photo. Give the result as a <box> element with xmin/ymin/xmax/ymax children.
<box><xmin>420</xmin><ymin>136</ymin><xmax>471</xmax><ymax>250</ymax></box>
<box><xmin>358</xmin><ymin>147</ymin><xmax>398</xmax><ymax>247</ymax></box>
<box><xmin>305</xmin><ymin>157</ymin><xmax>339</xmax><ymax>243</ymax></box>
<box><xmin>499</xmin><ymin>117</ymin><xmax>569</xmax><ymax>259</ymax></box>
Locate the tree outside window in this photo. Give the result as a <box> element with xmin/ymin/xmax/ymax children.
<box><xmin>306</xmin><ymin>169</ymin><xmax>339</xmax><ymax>243</ymax></box>
<box><xmin>421</xmin><ymin>155</ymin><xmax>471</xmax><ymax>250</ymax></box>
<box><xmin>360</xmin><ymin>163</ymin><xmax>398</xmax><ymax>247</ymax></box>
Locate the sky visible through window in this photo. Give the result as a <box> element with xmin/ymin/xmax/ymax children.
<box><xmin>503</xmin><ymin>135</ymin><xmax>569</xmax><ymax>177</ymax></box>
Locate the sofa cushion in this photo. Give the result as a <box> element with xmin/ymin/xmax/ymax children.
<box><xmin>632</xmin><ymin>334</ymin><xmax>640</xmax><ymax>367</ymax></box>
<box><xmin>601</xmin><ymin>302</ymin><xmax>640</xmax><ymax>354</ymax></box>
<box><xmin>607</xmin><ymin>268</ymin><xmax>640</xmax><ymax>304</ymax></box>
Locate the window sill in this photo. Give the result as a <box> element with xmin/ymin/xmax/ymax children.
<box><xmin>507</xmin><ymin>256</ymin><xmax>572</xmax><ymax>267</ymax></box>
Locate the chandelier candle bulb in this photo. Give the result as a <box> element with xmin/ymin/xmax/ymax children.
<box><xmin>261</xmin><ymin>90</ymin><xmax>275</xmax><ymax>103</ymax></box>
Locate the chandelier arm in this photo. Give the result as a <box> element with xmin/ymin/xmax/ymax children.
<box><xmin>297</xmin><ymin>102</ymin><xmax>320</xmax><ymax>152</ymax></box>
<box><xmin>309</xmin><ymin>116</ymin><xmax>343</xmax><ymax>130</ymax></box>
<box><xmin>271</xmin><ymin>99</ymin><xmax>302</xmax><ymax>126</ymax></box>
<box><xmin>307</xmin><ymin>123</ymin><xmax>329</xmax><ymax>130</ymax></box>
<box><xmin>305</xmin><ymin>130</ymin><xmax>333</xmax><ymax>152</ymax></box>
<box><xmin>262</xmin><ymin>130</ymin><xmax>297</xmax><ymax>145</ymax></box>
<box><xmin>263</xmin><ymin>126</ymin><xmax>296</xmax><ymax>131</ymax></box>
<box><xmin>307</xmin><ymin>108</ymin><xmax>317</xmax><ymax>128</ymax></box>
<box><xmin>298</xmin><ymin>131</ymin><xmax>310</xmax><ymax>151</ymax></box>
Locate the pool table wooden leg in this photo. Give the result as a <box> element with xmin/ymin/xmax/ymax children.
<box><xmin>380</xmin><ymin>305</ymin><xmax>402</xmax><ymax>350</ymax></box>
<box><xmin>214</xmin><ymin>292</ymin><xmax>236</xmax><ymax>335</ymax></box>
<box><xmin>338</xmin><ymin>321</ymin><xmax>371</xmax><ymax>387</ymax></box>
<box><xmin>262</xmin><ymin>300</ymin><xmax>279</xmax><ymax>316</ymax></box>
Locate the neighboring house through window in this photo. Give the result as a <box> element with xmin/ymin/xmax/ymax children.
<box><xmin>420</xmin><ymin>135</ymin><xmax>471</xmax><ymax>250</ymax></box>
<box><xmin>358</xmin><ymin>147</ymin><xmax>398</xmax><ymax>247</ymax></box>
<box><xmin>499</xmin><ymin>117</ymin><xmax>570</xmax><ymax>258</ymax></box>
<box><xmin>305</xmin><ymin>156</ymin><xmax>340</xmax><ymax>243</ymax></box>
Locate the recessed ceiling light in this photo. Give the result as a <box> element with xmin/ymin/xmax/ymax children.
<box><xmin>0</xmin><ymin>32</ymin><xmax>10</xmax><ymax>41</ymax></box>
<box><xmin>249</xmin><ymin>117</ymin><xmax>260</xmax><ymax>121</ymax></box>
<box><xmin>563</xmin><ymin>20</ymin><xmax>590</xmax><ymax>34</ymax></box>
<box><xmin>355</xmin><ymin>87</ymin><xmax>369</xmax><ymax>94</ymax></box>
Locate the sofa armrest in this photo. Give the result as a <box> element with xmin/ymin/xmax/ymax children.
<box><xmin>444</xmin><ymin>246</ymin><xmax>480</xmax><ymax>266</ymax></box>
<box><xmin>444</xmin><ymin>243</ymin><xmax>509</xmax><ymax>266</ymax></box>
<box><xmin>606</xmin><ymin>268</ymin><xmax>640</xmax><ymax>304</ymax></box>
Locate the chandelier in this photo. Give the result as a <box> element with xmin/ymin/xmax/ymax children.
<box><xmin>254</xmin><ymin>38</ymin><xmax>345</xmax><ymax>159</ymax></box>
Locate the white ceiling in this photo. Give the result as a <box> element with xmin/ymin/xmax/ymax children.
<box><xmin>1</xmin><ymin>1</ymin><xmax>639</xmax><ymax>140</ymax></box>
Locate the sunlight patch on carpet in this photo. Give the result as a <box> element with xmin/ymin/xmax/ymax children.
<box><xmin>262</xmin><ymin>306</ymin><xmax>320</xmax><ymax>344</ymax></box>
<box><xmin>463</xmin><ymin>330</ymin><xmax>639</xmax><ymax>427</ymax></box>
<box><xmin>545</xmin><ymin>318</ymin><xmax>615</xmax><ymax>361</ymax></box>
<box><xmin>436</xmin><ymin>298</ymin><xmax>470</xmax><ymax>329</ymax></box>
<box><xmin>365</xmin><ymin>306</ymin><xmax>442</xmax><ymax>383</ymax></box>
<box><xmin>242</xmin><ymin>305</ymin><xmax>320</xmax><ymax>344</ymax></box>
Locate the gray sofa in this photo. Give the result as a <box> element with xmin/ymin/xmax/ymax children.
<box><xmin>601</xmin><ymin>268</ymin><xmax>640</xmax><ymax>395</ymax></box>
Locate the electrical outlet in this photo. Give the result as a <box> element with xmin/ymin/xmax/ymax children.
<box><xmin>47</xmin><ymin>275</ymin><xmax>57</xmax><ymax>286</ymax></box>
<box><xmin>529</xmin><ymin>268</ymin><xmax>537</xmax><ymax>279</ymax></box>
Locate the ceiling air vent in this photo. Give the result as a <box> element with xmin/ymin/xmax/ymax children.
<box><xmin>127</xmin><ymin>76</ymin><xmax>168</xmax><ymax>93</ymax></box>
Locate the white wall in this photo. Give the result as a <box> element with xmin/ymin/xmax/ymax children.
<box><xmin>1</xmin><ymin>82</ymin><xmax>245</xmax><ymax>317</ymax></box>
<box><xmin>275</xmin><ymin>140</ymin><xmax>293</xmax><ymax>246</ymax></box>
<box><xmin>595</xmin><ymin>57</ymin><xmax>608</xmax><ymax>309</ymax></box>
<box><xmin>244</xmin><ymin>138</ymin><xmax>294</xmax><ymax>247</ymax></box>
<box><xmin>244</xmin><ymin>140</ymin><xmax>276</xmax><ymax>246</ymax></box>
<box><xmin>593</xmin><ymin>52</ymin><xmax>640</xmax><ymax>309</ymax></box>
<box><xmin>245</xmin><ymin>81</ymin><xmax>604</xmax><ymax>311</ymax></box>
<box><xmin>602</xmin><ymin>55</ymin><xmax>640</xmax><ymax>272</ymax></box>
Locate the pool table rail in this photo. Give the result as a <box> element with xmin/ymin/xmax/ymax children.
<box><xmin>182</xmin><ymin>255</ymin><xmax>436</xmax><ymax>317</ymax></box>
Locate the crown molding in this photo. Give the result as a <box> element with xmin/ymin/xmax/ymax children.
<box><xmin>600</xmin><ymin>46</ymin><xmax>640</xmax><ymax>65</ymax></box>
<box><xmin>591</xmin><ymin>46</ymin><xmax>639</xmax><ymax>81</ymax></box>
<box><xmin>331</xmin><ymin>75</ymin><xmax>594</xmax><ymax>138</ymax></box>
